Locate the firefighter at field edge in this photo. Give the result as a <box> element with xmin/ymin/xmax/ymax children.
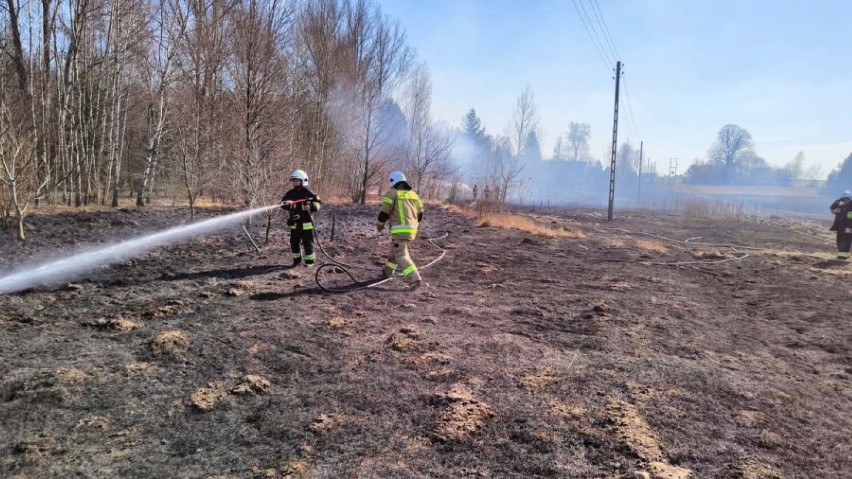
<box><xmin>829</xmin><ymin>190</ymin><xmax>852</xmax><ymax>260</ymax></box>
<box><xmin>376</xmin><ymin>171</ymin><xmax>426</xmax><ymax>289</ymax></box>
<box><xmin>281</xmin><ymin>169</ymin><xmax>322</xmax><ymax>267</ymax></box>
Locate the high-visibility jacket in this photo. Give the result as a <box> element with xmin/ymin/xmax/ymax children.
<box><xmin>830</xmin><ymin>199</ymin><xmax>852</xmax><ymax>235</ymax></box>
<box><xmin>378</xmin><ymin>185</ymin><xmax>423</xmax><ymax>241</ymax></box>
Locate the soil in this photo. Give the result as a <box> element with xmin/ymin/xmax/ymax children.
<box><xmin>1</xmin><ymin>204</ymin><xmax>849</xmax><ymax>478</ymax></box>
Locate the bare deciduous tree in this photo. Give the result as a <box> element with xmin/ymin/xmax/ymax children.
<box><xmin>338</xmin><ymin>0</ymin><xmax>412</xmax><ymax>204</ymax></box>
<box><xmin>708</xmin><ymin>124</ymin><xmax>754</xmax><ymax>169</ymax></box>
<box><xmin>0</xmin><ymin>0</ymin><xmax>436</xmax><ymax>240</ymax></box>
<box><xmin>0</xmin><ymin>101</ymin><xmax>50</xmax><ymax>240</ymax></box>
<box><xmin>491</xmin><ymin>136</ymin><xmax>522</xmax><ymax>203</ymax></box>
<box><xmin>566</xmin><ymin>121</ymin><xmax>591</xmax><ymax>162</ymax></box>
<box><xmin>509</xmin><ymin>84</ymin><xmax>538</xmax><ymax>158</ymax></box>
<box><xmin>227</xmin><ymin>0</ymin><xmax>292</xmax><ymax>210</ymax></box>
<box><xmin>400</xmin><ymin>64</ymin><xmax>454</xmax><ymax>194</ymax></box>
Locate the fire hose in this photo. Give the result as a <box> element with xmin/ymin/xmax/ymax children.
<box><xmin>313</xmin><ymin>228</ymin><xmax>448</xmax><ymax>293</ymax></box>
<box><xmin>273</xmin><ymin>199</ymin><xmax>449</xmax><ymax>293</ymax></box>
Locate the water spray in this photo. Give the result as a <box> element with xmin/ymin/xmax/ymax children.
<box><xmin>0</xmin><ymin>205</ymin><xmax>279</xmax><ymax>295</ymax></box>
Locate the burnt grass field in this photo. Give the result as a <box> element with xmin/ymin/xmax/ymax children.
<box><xmin>1</xmin><ymin>203</ymin><xmax>850</xmax><ymax>478</ymax></box>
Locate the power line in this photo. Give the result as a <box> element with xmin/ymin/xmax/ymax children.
<box><xmin>573</xmin><ymin>0</ymin><xmax>643</xmax><ymax>153</ymax></box>
<box><xmin>570</xmin><ymin>0</ymin><xmax>614</xmax><ymax>75</ymax></box>
<box><xmin>584</xmin><ymin>0</ymin><xmax>640</xmax><ymax>140</ymax></box>
<box><xmin>622</xmin><ymin>74</ymin><xmax>640</xmax><ymax>137</ymax></box>
<box><xmin>589</xmin><ymin>0</ymin><xmax>621</xmax><ymax>61</ymax></box>
<box><xmin>578</xmin><ymin>0</ymin><xmax>616</xmax><ymax>65</ymax></box>
<box><xmin>622</xmin><ymin>73</ymin><xmax>640</xmax><ymax>139</ymax></box>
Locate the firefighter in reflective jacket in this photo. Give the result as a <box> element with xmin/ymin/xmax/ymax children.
<box><xmin>829</xmin><ymin>190</ymin><xmax>852</xmax><ymax>260</ymax></box>
<box><xmin>281</xmin><ymin>169</ymin><xmax>322</xmax><ymax>266</ymax></box>
<box><xmin>377</xmin><ymin>171</ymin><xmax>425</xmax><ymax>289</ymax></box>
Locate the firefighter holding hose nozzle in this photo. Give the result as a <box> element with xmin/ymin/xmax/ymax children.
<box><xmin>376</xmin><ymin>171</ymin><xmax>426</xmax><ymax>290</ymax></box>
<box><xmin>830</xmin><ymin>190</ymin><xmax>852</xmax><ymax>261</ymax></box>
<box><xmin>281</xmin><ymin>169</ymin><xmax>322</xmax><ymax>267</ymax></box>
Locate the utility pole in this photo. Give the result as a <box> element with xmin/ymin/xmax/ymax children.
<box><xmin>669</xmin><ymin>158</ymin><xmax>678</xmax><ymax>177</ymax></box>
<box><xmin>668</xmin><ymin>157</ymin><xmax>678</xmax><ymax>189</ymax></box>
<box><xmin>637</xmin><ymin>140</ymin><xmax>644</xmax><ymax>204</ymax></box>
<box><xmin>607</xmin><ymin>61</ymin><xmax>622</xmax><ymax>221</ymax></box>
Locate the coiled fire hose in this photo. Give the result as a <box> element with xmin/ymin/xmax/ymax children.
<box><xmin>313</xmin><ymin>220</ymin><xmax>448</xmax><ymax>293</ymax></box>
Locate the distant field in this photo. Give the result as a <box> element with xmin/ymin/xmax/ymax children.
<box><xmin>667</xmin><ymin>184</ymin><xmax>832</xmax><ymax>217</ymax></box>
<box><xmin>675</xmin><ymin>184</ymin><xmax>819</xmax><ymax>197</ymax></box>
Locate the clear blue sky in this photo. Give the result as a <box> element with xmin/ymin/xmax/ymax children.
<box><xmin>380</xmin><ymin>0</ymin><xmax>852</xmax><ymax>177</ymax></box>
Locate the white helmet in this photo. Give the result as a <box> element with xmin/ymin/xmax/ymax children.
<box><xmin>388</xmin><ymin>171</ymin><xmax>406</xmax><ymax>186</ymax></box>
<box><xmin>291</xmin><ymin>169</ymin><xmax>308</xmax><ymax>186</ymax></box>
<box><xmin>841</xmin><ymin>190</ymin><xmax>852</xmax><ymax>200</ymax></box>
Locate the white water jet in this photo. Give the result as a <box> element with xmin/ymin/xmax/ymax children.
<box><xmin>0</xmin><ymin>205</ymin><xmax>278</xmax><ymax>294</ymax></box>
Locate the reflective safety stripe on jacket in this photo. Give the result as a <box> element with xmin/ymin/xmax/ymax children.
<box><xmin>282</xmin><ymin>186</ymin><xmax>321</xmax><ymax>230</ymax></box>
<box><xmin>379</xmin><ymin>188</ymin><xmax>423</xmax><ymax>240</ymax></box>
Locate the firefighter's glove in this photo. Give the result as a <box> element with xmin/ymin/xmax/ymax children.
<box><xmin>376</xmin><ymin>221</ymin><xmax>386</xmax><ymax>232</ymax></box>
<box><xmin>281</xmin><ymin>200</ymin><xmax>293</xmax><ymax>209</ymax></box>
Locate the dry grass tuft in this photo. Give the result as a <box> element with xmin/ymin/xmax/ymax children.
<box><xmin>810</xmin><ymin>265</ymin><xmax>852</xmax><ymax>277</ymax></box>
<box><xmin>439</xmin><ymin>202</ymin><xmax>476</xmax><ymax>218</ymax></box>
<box><xmin>417</xmin><ymin>352</ymin><xmax>453</xmax><ymax>365</ymax></box>
<box><xmin>757</xmin><ymin>429</ymin><xmax>783</xmax><ymax>449</ymax></box>
<box><xmin>387</xmin><ymin>336</ymin><xmax>417</xmax><ymax>352</ymax></box>
<box><xmin>433</xmin><ymin>385</ymin><xmax>495</xmax><ymax>442</ymax></box>
<box><xmin>476</xmin><ymin>262</ymin><xmax>498</xmax><ymax>275</ymax></box>
<box><xmin>248</xmin><ymin>342</ymin><xmax>270</xmax><ymax>355</ymax></box>
<box><xmin>327</xmin><ymin>316</ymin><xmax>350</xmax><ymax>328</ymax></box>
<box><xmin>738</xmin><ymin>460</ymin><xmax>782</xmax><ymax>479</ymax></box>
<box><xmin>281</xmin><ymin>460</ymin><xmax>310</xmax><ymax>478</ymax></box>
<box><xmin>547</xmin><ymin>400</ymin><xmax>586</xmax><ymax>420</ymax></box>
<box><xmin>308</xmin><ymin>413</ymin><xmax>344</xmax><ymax>433</ymax></box>
<box><xmin>81</xmin><ymin>317</ymin><xmax>142</xmax><ymax>331</ymax></box>
<box><xmin>190</xmin><ymin>386</ymin><xmax>226</xmax><ymax>412</ymax></box>
<box><xmin>122</xmin><ymin>362</ymin><xmax>153</xmax><ymax>377</ymax></box>
<box><xmin>634</xmin><ymin>239</ymin><xmax>668</xmax><ymax>254</ymax></box>
<box><xmin>145</xmin><ymin>299</ymin><xmax>195</xmax><ymax>318</ymax></box>
<box><xmin>477</xmin><ymin>214</ymin><xmax>584</xmax><ymax>238</ymax></box>
<box><xmin>608</xmin><ymin>399</ymin><xmax>694</xmax><ymax>478</ymax></box>
<box><xmin>113</xmin><ymin>318</ymin><xmax>142</xmax><ymax>331</ymax></box>
<box><xmin>520</xmin><ymin>366</ymin><xmax>560</xmax><ymax>390</ymax></box>
<box><xmin>692</xmin><ymin>250</ymin><xmax>730</xmax><ymax>260</ymax></box>
<box><xmin>75</xmin><ymin>416</ymin><xmax>111</xmax><ymax>430</ymax></box>
<box><xmin>735</xmin><ymin>410</ymin><xmax>766</xmax><ymax>428</ymax></box>
<box><xmin>226</xmin><ymin>280</ymin><xmax>254</xmax><ymax>292</ymax></box>
<box><xmin>53</xmin><ymin>367</ymin><xmax>88</xmax><ymax>383</ymax></box>
<box><xmin>606</xmin><ymin>280</ymin><xmax>633</xmax><ymax>292</ymax></box>
<box><xmin>249</xmin><ymin>467</ymin><xmax>278</xmax><ymax>479</ymax></box>
<box><xmin>150</xmin><ymin>330</ymin><xmax>189</xmax><ymax>359</ymax></box>
<box><xmin>607</xmin><ymin>399</ymin><xmax>664</xmax><ymax>462</ymax></box>
<box><xmin>646</xmin><ymin>461</ymin><xmax>694</xmax><ymax>479</ymax></box>
<box><xmin>230</xmin><ymin>374</ymin><xmax>271</xmax><ymax>395</ymax></box>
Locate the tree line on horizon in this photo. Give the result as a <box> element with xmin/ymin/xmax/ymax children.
<box><xmin>0</xmin><ymin>0</ymin><xmax>467</xmax><ymax>240</ymax></box>
<box><xmin>2</xmin><ymin>0</ymin><xmax>848</xmax><ymax>241</ymax></box>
